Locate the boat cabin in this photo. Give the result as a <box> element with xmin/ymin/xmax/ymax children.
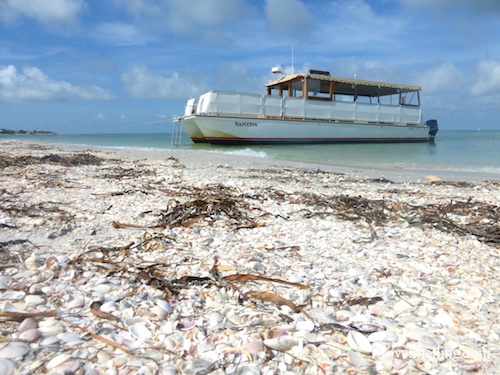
<box><xmin>266</xmin><ymin>70</ymin><xmax>421</xmax><ymax>107</ymax></box>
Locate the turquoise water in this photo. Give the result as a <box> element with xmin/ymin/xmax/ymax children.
<box><xmin>2</xmin><ymin>130</ymin><xmax>499</xmax><ymax>175</ymax></box>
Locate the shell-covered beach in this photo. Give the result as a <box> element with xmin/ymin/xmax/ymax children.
<box><xmin>0</xmin><ymin>140</ymin><xmax>499</xmax><ymax>374</ymax></box>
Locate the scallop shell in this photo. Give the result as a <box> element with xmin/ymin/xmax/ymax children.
<box><xmin>0</xmin><ymin>342</ymin><xmax>30</xmax><ymax>359</ymax></box>
<box><xmin>347</xmin><ymin>331</ymin><xmax>372</xmax><ymax>354</ymax></box>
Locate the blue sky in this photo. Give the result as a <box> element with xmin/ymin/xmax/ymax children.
<box><xmin>1</xmin><ymin>0</ymin><xmax>499</xmax><ymax>133</ymax></box>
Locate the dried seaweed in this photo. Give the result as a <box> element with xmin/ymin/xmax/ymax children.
<box><xmin>0</xmin><ymin>152</ymin><xmax>103</xmax><ymax>168</ymax></box>
<box><xmin>157</xmin><ymin>184</ymin><xmax>260</xmax><ymax>229</ymax></box>
<box><xmin>286</xmin><ymin>191</ymin><xmax>500</xmax><ymax>248</ymax></box>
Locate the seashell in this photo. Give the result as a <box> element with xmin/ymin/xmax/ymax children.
<box><xmin>263</xmin><ymin>336</ymin><xmax>300</xmax><ymax>351</ymax></box>
<box><xmin>123</xmin><ymin>317</ymin><xmax>146</xmax><ymax>328</ymax></box>
<box><xmin>17</xmin><ymin>328</ymin><xmax>41</xmax><ymax>342</ymax></box>
<box><xmin>0</xmin><ymin>342</ymin><xmax>30</xmax><ymax>359</ymax></box>
<box><xmin>425</xmin><ymin>175</ymin><xmax>441</xmax><ymax>182</ymax></box>
<box><xmin>293</xmin><ymin>319</ymin><xmax>315</xmax><ymax>332</ymax></box>
<box><xmin>351</xmin><ymin>322</ymin><xmax>383</xmax><ymax>333</ymax></box>
<box><xmin>335</xmin><ymin>310</ymin><xmax>354</xmax><ymax>321</ymax></box>
<box><xmin>0</xmin><ymin>282</ymin><xmax>10</xmax><ymax>290</ymax></box>
<box><xmin>46</xmin><ymin>354</ymin><xmax>81</xmax><ymax>373</ymax></box>
<box><xmin>18</xmin><ymin>318</ymin><xmax>37</xmax><ymax>332</ymax></box>
<box><xmin>0</xmin><ymin>291</ymin><xmax>26</xmax><ymax>301</ymax></box>
<box><xmin>57</xmin><ymin>332</ymin><xmax>82</xmax><ymax>344</ymax></box>
<box><xmin>156</xmin><ymin>300</ymin><xmax>173</xmax><ymax>314</ymax></box>
<box><xmin>347</xmin><ymin>331</ymin><xmax>372</xmax><ymax>354</ymax></box>
<box><xmin>92</xmin><ymin>284</ymin><xmax>112</xmax><ymax>296</ymax></box>
<box><xmin>371</xmin><ymin>341</ymin><xmax>391</xmax><ymax>358</ymax></box>
<box><xmin>245</xmin><ymin>340</ymin><xmax>265</xmax><ymax>354</ymax></box>
<box><xmin>40</xmin><ymin>335</ymin><xmax>61</xmax><ymax>348</ymax></box>
<box><xmin>468</xmin><ymin>286</ymin><xmax>482</xmax><ymax>299</ymax></box>
<box><xmin>418</xmin><ymin>335</ymin><xmax>439</xmax><ymax>349</ymax></box>
<box><xmin>128</xmin><ymin>324</ymin><xmax>152</xmax><ymax>341</ymax></box>
<box><xmin>368</xmin><ymin>330</ymin><xmax>398</xmax><ymax>343</ymax></box>
<box><xmin>265</xmin><ymin>327</ymin><xmax>288</xmax><ymax>339</ymax></box>
<box><xmin>39</xmin><ymin>318</ymin><xmax>63</xmax><ymax>336</ymax></box>
<box><xmin>348</xmin><ymin>350</ymin><xmax>370</xmax><ymax>367</ymax></box>
<box><xmin>24</xmin><ymin>294</ymin><xmax>45</xmax><ymax>306</ymax></box>
<box><xmin>458</xmin><ymin>344</ymin><xmax>483</xmax><ymax>361</ymax></box>
<box><xmin>66</xmin><ymin>297</ymin><xmax>85</xmax><ymax>310</ymax></box>
<box><xmin>0</xmin><ymin>359</ymin><xmax>15</xmax><ymax>375</ymax></box>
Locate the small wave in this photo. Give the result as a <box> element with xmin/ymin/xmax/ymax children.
<box><xmin>208</xmin><ymin>148</ymin><xmax>269</xmax><ymax>159</ymax></box>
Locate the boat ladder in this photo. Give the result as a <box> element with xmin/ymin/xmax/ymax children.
<box><xmin>171</xmin><ymin>117</ymin><xmax>184</xmax><ymax>146</ymax></box>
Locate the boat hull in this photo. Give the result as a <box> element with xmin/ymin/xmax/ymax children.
<box><xmin>181</xmin><ymin>115</ymin><xmax>431</xmax><ymax>144</ymax></box>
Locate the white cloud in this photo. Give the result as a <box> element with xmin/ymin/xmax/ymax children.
<box><xmin>0</xmin><ymin>65</ymin><xmax>115</xmax><ymax>102</ymax></box>
<box><xmin>112</xmin><ymin>0</ymin><xmax>257</xmax><ymax>40</ymax></box>
<box><xmin>0</xmin><ymin>0</ymin><xmax>86</xmax><ymax>26</ymax></box>
<box><xmin>265</xmin><ymin>0</ymin><xmax>315</xmax><ymax>37</ymax></box>
<box><xmin>400</xmin><ymin>0</ymin><xmax>500</xmax><ymax>14</ymax></box>
<box><xmin>471</xmin><ymin>59</ymin><xmax>500</xmax><ymax>96</ymax></box>
<box><xmin>417</xmin><ymin>63</ymin><xmax>463</xmax><ymax>94</ymax></box>
<box><xmin>122</xmin><ymin>65</ymin><xmax>205</xmax><ymax>100</ymax></box>
<box><xmin>91</xmin><ymin>22</ymin><xmax>156</xmax><ymax>46</ymax></box>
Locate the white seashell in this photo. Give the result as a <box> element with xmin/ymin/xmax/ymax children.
<box><xmin>468</xmin><ymin>286</ymin><xmax>482</xmax><ymax>299</ymax></box>
<box><xmin>24</xmin><ymin>294</ymin><xmax>45</xmax><ymax>306</ymax></box>
<box><xmin>92</xmin><ymin>284</ymin><xmax>112</xmax><ymax>296</ymax></box>
<box><xmin>18</xmin><ymin>318</ymin><xmax>37</xmax><ymax>332</ymax></box>
<box><xmin>0</xmin><ymin>359</ymin><xmax>15</xmax><ymax>375</ymax></box>
<box><xmin>263</xmin><ymin>336</ymin><xmax>300</xmax><ymax>351</ymax></box>
<box><xmin>418</xmin><ymin>335</ymin><xmax>439</xmax><ymax>349</ymax></box>
<box><xmin>371</xmin><ymin>341</ymin><xmax>391</xmax><ymax>358</ymax></box>
<box><xmin>46</xmin><ymin>354</ymin><xmax>81</xmax><ymax>372</ymax></box>
<box><xmin>458</xmin><ymin>345</ymin><xmax>483</xmax><ymax>361</ymax></box>
<box><xmin>0</xmin><ymin>342</ymin><xmax>30</xmax><ymax>359</ymax></box>
<box><xmin>347</xmin><ymin>331</ymin><xmax>372</xmax><ymax>354</ymax></box>
<box><xmin>66</xmin><ymin>297</ymin><xmax>85</xmax><ymax>310</ymax></box>
<box><xmin>0</xmin><ymin>291</ymin><xmax>26</xmax><ymax>301</ymax></box>
<box><xmin>17</xmin><ymin>328</ymin><xmax>41</xmax><ymax>342</ymax></box>
<box><xmin>129</xmin><ymin>324</ymin><xmax>152</xmax><ymax>341</ymax></box>
<box><xmin>348</xmin><ymin>350</ymin><xmax>370</xmax><ymax>367</ymax></box>
<box><xmin>368</xmin><ymin>330</ymin><xmax>398</xmax><ymax>343</ymax></box>
<box><xmin>156</xmin><ymin>300</ymin><xmax>173</xmax><ymax>314</ymax></box>
<box><xmin>57</xmin><ymin>332</ymin><xmax>82</xmax><ymax>344</ymax></box>
<box><xmin>404</xmin><ymin>327</ymin><xmax>431</xmax><ymax>341</ymax></box>
<box><xmin>123</xmin><ymin>317</ymin><xmax>146</xmax><ymax>328</ymax></box>
<box><xmin>39</xmin><ymin>318</ymin><xmax>63</xmax><ymax>336</ymax></box>
<box><xmin>293</xmin><ymin>319</ymin><xmax>315</xmax><ymax>332</ymax></box>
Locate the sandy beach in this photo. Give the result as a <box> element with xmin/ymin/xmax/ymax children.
<box><xmin>0</xmin><ymin>139</ymin><xmax>499</xmax><ymax>374</ymax></box>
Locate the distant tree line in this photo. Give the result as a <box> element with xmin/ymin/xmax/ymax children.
<box><xmin>0</xmin><ymin>128</ymin><xmax>57</xmax><ymax>135</ymax></box>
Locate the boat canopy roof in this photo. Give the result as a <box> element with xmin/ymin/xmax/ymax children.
<box><xmin>266</xmin><ymin>72</ymin><xmax>421</xmax><ymax>97</ymax></box>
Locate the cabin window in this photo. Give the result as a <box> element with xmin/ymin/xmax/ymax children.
<box><xmin>307</xmin><ymin>79</ymin><xmax>331</xmax><ymax>100</ymax></box>
<box><xmin>291</xmin><ymin>80</ymin><xmax>304</xmax><ymax>98</ymax></box>
<box><xmin>400</xmin><ymin>90</ymin><xmax>420</xmax><ymax>106</ymax></box>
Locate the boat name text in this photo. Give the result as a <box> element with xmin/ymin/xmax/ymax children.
<box><xmin>235</xmin><ymin>121</ymin><xmax>258</xmax><ymax>127</ymax></box>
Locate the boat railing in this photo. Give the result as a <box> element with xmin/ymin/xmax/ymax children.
<box><xmin>194</xmin><ymin>91</ymin><xmax>421</xmax><ymax>125</ymax></box>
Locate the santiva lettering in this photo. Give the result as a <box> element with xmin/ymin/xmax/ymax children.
<box><xmin>235</xmin><ymin>121</ymin><xmax>258</xmax><ymax>127</ymax></box>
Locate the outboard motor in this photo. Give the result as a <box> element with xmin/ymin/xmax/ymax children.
<box><xmin>425</xmin><ymin>119</ymin><xmax>438</xmax><ymax>142</ymax></box>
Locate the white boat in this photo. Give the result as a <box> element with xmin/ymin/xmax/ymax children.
<box><xmin>176</xmin><ymin>69</ymin><xmax>438</xmax><ymax>144</ymax></box>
